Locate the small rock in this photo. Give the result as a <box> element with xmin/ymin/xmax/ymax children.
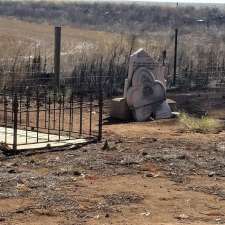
<box><xmin>73</xmin><ymin>171</ymin><xmax>82</xmax><ymax>176</ymax></box>
<box><xmin>8</xmin><ymin>169</ymin><xmax>16</xmax><ymax>174</ymax></box>
<box><xmin>102</xmin><ymin>140</ymin><xmax>110</xmax><ymax>151</ymax></box>
<box><xmin>176</xmin><ymin>214</ymin><xmax>189</xmax><ymax>220</ymax></box>
<box><xmin>55</xmin><ymin>156</ymin><xmax>60</xmax><ymax>161</ymax></box>
<box><xmin>105</xmin><ymin>213</ymin><xmax>110</xmax><ymax>218</ymax></box>
<box><xmin>145</xmin><ymin>173</ymin><xmax>160</xmax><ymax>178</ymax></box>
<box><xmin>208</xmin><ymin>171</ymin><xmax>216</xmax><ymax>177</ymax></box>
<box><xmin>141</xmin><ymin>211</ymin><xmax>151</xmax><ymax>217</ymax></box>
<box><xmin>145</xmin><ymin>173</ymin><xmax>154</xmax><ymax>178</ymax></box>
<box><xmin>176</xmin><ymin>154</ymin><xmax>187</xmax><ymax>160</ymax></box>
<box><xmin>142</xmin><ymin>151</ymin><xmax>148</xmax><ymax>156</ymax></box>
<box><xmin>95</xmin><ymin>215</ymin><xmax>100</xmax><ymax>219</ymax></box>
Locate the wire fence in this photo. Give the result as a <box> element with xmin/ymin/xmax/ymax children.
<box><xmin>171</xmin><ymin>66</ymin><xmax>225</xmax><ymax>90</ymax></box>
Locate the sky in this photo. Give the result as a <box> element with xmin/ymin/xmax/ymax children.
<box><xmin>142</xmin><ymin>0</ymin><xmax>225</xmax><ymax>3</ymax></box>
<box><xmin>155</xmin><ymin>0</ymin><xmax>225</xmax><ymax>4</ymax></box>
<box><xmin>73</xmin><ymin>0</ymin><xmax>225</xmax><ymax>3</ymax></box>
<box><xmin>19</xmin><ymin>0</ymin><xmax>225</xmax><ymax>4</ymax></box>
<box><xmin>109</xmin><ymin>0</ymin><xmax>225</xmax><ymax>3</ymax></box>
<box><xmin>70</xmin><ymin>0</ymin><xmax>225</xmax><ymax>4</ymax></box>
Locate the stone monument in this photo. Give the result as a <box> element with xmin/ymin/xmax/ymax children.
<box><xmin>110</xmin><ymin>48</ymin><xmax>172</xmax><ymax>121</ymax></box>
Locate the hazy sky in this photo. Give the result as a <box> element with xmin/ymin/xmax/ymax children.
<box><xmin>20</xmin><ymin>0</ymin><xmax>225</xmax><ymax>4</ymax></box>
<box><xmin>69</xmin><ymin>0</ymin><xmax>225</xmax><ymax>4</ymax></box>
<box><xmin>145</xmin><ymin>0</ymin><xmax>224</xmax><ymax>3</ymax></box>
<box><xmin>93</xmin><ymin>0</ymin><xmax>225</xmax><ymax>3</ymax></box>
<box><xmin>112</xmin><ymin>0</ymin><xmax>225</xmax><ymax>3</ymax></box>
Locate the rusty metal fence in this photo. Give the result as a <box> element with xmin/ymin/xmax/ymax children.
<box><xmin>0</xmin><ymin>76</ymin><xmax>103</xmax><ymax>151</ymax></box>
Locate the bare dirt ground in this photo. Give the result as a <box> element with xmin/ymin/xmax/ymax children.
<box><xmin>0</xmin><ymin>109</ymin><xmax>225</xmax><ymax>225</ymax></box>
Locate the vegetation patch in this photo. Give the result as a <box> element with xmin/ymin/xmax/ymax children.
<box><xmin>179</xmin><ymin>112</ymin><xmax>222</xmax><ymax>133</ymax></box>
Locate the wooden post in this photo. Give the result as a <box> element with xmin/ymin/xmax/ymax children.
<box><xmin>173</xmin><ymin>28</ymin><xmax>178</xmax><ymax>86</ymax></box>
<box><xmin>54</xmin><ymin>26</ymin><xmax>61</xmax><ymax>91</ymax></box>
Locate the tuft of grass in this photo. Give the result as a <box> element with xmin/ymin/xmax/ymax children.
<box><xmin>179</xmin><ymin>112</ymin><xmax>221</xmax><ymax>133</ymax></box>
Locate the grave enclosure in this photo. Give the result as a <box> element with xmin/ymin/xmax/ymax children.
<box><xmin>0</xmin><ymin>27</ymin><xmax>105</xmax><ymax>152</ymax></box>
<box><xmin>0</xmin><ymin>76</ymin><xmax>103</xmax><ymax>152</ymax></box>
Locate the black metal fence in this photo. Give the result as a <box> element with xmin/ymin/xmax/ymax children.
<box><xmin>171</xmin><ymin>66</ymin><xmax>225</xmax><ymax>90</ymax></box>
<box><xmin>0</xmin><ymin>76</ymin><xmax>103</xmax><ymax>151</ymax></box>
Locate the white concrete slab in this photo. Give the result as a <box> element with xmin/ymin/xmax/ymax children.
<box><xmin>0</xmin><ymin>127</ymin><xmax>87</xmax><ymax>150</ymax></box>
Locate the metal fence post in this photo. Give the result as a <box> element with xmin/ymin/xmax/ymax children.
<box><xmin>98</xmin><ymin>89</ymin><xmax>103</xmax><ymax>141</ymax></box>
<box><xmin>54</xmin><ymin>26</ymin><xmax>61</xmax><ymax>91</ymax></box>
<box><xmin>13</xmin><ymin>94</ymin><xmax>18</xmax><ymax>151</ymax></box>
<box><xmin>4</xmin><ymin>88</ymin><xmax>8</xmax><ymax>144</ymax></box>
<box><xmin>89</xmin><ymin>93</ymin><xmax>93</xmax><ymax>136</ymax></box>
<box><xmin>79</xmin><ymin>71</ymin><xmax>84</xmax><ymax>137</ymax></box>
<box><xmin>98</xmin><ymin>58</ymin><xmax>103</xmax><ymax>141</ymax></box>
<box><xmin>36</xmin><ymin>89</ymin><xmax>40</xmax><ymax>143</ymax></box>
<box><xmin>173</xmin><ymin>28</ymin><xmax>178</xmax><ymax>86</ymax></box>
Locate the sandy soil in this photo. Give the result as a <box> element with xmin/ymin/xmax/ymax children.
<box><xmin>0</xmin><ymin>112</ymin><xmax>224</xmax><ymax>225</ymax></box>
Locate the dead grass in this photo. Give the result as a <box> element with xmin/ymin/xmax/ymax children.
<box><xmin>0</xmin><ymin>17</ymin><xmax>120</xmax><ymax>70</ymax></box>
<box><xmin>0</xmin><ymin>16</ymin><xmax>224</xmax><ymax>68</ymax></box>
<box><xmin>1</xmin><ymin>16</ymin><xmax>225</xmax><ymax>89</ymax></box>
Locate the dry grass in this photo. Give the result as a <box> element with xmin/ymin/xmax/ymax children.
<box><xmin>0</xmin><ymin>17</ymin><xmax>121</xmax><ymax>71</ymax></box>
<box><xmin>0</xmin><ymin>16</ymin><xmax>224</xmax><ymax>67</ymax></box>
<box><xmin>179</xmin><ymin>112</ymin><xmax>222</xmax><ymax>133</ymax></box>
<box><xmin>1</xmin><ymin>15</ymin><xmax>225</xmax><ymax>89</ymax></box>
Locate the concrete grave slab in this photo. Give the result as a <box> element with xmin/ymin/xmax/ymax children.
<box><xmin>0</xmin><ymin>127</ymin><xmax>87</xmax><ymax>150</ymax></box>
<box><xmin>110</xmin><ymin>98</ymin><xmax>131</xmax><ymax>120</ymax></box>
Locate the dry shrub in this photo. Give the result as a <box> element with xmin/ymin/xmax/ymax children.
<box><xmin>179</xmin><ymin>112</ymin><xmax>222</xmax><ymax>133</ymax></box>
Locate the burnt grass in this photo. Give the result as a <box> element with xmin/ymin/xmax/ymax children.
<box><xmin>0</xmin><ymin>130</ymin><xmax>225</xmax><ymax>223</ymax></box>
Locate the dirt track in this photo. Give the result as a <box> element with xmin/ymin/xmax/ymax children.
<box><xmin>0</xmin><ymin>115</ymin><xmax>225</xmax><ymax>225</ymax></box>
